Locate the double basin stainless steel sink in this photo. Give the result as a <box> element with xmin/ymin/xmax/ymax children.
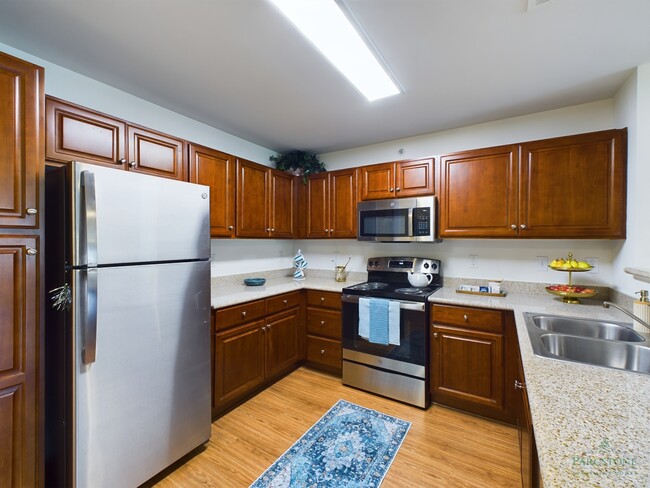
<box><xmin>524</xmin><ymin>313</ymin><xmax>650</xmax><ymax>375</ymax></box>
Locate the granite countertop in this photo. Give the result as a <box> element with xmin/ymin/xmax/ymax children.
<box><xmin>211</xmin><ymin>272</ymin><xmax>650</xmax><ymax>487</ymax></box>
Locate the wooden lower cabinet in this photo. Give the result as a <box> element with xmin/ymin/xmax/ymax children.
<box><xmin>430</xmin><ymin>303</ymin><xmax>518</xmax><ymax>424</ymax></box>
<box><xmin>212</xmin><ymin>292</ymin><xmax>303</xmax><ymax>416</ymax></box>
<box><xmin>517</xmin><ymin>347</ymin><xmax>541</xmax><ymax>488</ymax></box>
<box><xmin>305</xmin><ymin>290</ymin><xmax>342</xmax><ymax>374</ymax></box>
<box><xmin>0</xmin><ymin>237</ymin><xmax>39</xmax><ymax>487</ymax></box>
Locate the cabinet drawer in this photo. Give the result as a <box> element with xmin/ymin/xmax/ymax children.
<box><xmin>266</xmin><ymin>291</ymin><xmax>302</xmax><ymax>315</ymax></box>
<box><xmin>307</xmin><ymin>335</ymin><xmax>342</xmax><ymax>370</ymax></box>
<box><xmin>215</xmin><ymin>299</ymin><xmax>266</xmax><ymax>331</ymax></box>
<box><xmin>431</xmin><ymin>304</ymin><xmax>503</xmax><ymax>333</ymax></box>
<box><xmin>306</xmin><ymin>290</ymin><xmax>341</xmax><ymax>310</ymax></box>
<box><xmin>307</xmin><ymin>308</ymin><xmax>341</xmax><ymax>339</ymax></box>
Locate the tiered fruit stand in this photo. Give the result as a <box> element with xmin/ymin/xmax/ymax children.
<box><xmin>546</xmin><ymin>252</ymin><xmax>596</xmax><ymax>304</ymax></box>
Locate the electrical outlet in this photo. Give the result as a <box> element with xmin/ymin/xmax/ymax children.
<box><xmin>585</xmin><ymin>257</ymin><xmax>599</xmax><ymax>274</ymax></box>
<box><xmin>469</xmin><ymin>255</ymin><xmax>478</xmax><ymax>269</ymax></box>
<box><xmin>536</xmin><ymin>256</ymin><xmax>548</xmax><ymax>272</ymax></box>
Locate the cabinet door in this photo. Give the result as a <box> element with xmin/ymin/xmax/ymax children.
<box><xmin>439</xmin><ymin>145</ymin><xmax>519</xmax><ymax>237</ymax></box>
<box><xmin>0</xmin><ymin>237</ymin><xmax>38</xmax><ymax>487</ymax></box>
<box><xmin>269</xmin><ymin>170</ymin><xmax>295</xmax><ymax>238</ymax></box>
<box><xmin>189</xmin><ymin>144</ymin><xmax>235</xmax><ymax>237</ymax></box>
<box><xmin>265</xmin><ymin>310</ymin><xmax>300</xmax><ymax>379</ymax></box>
<box><xmin>360</xmin><ymin>162</ymin><xmax>394</xmax><ymax>200</ymax></box>
<box><xmin>305</xmin><ymin>172</ymin><xmax>330</xmax><ymax>238</ymax></box>
<box><xmin>395</xmin><ymin>159</ymin><xmax>434</xmax><ymax>197</ymax></box>
<box><xmin>236</xmin><ymin>159</ymin><xmax>269</xmax><ymax>237</ymax></box>
<box><xmin>127</xmin><ymin>125</ymin><xmax>186</xmax><ymax>181</ymax></box>
<box><xmin>519</xmin><ymin>129</ymin><xmax>626</xmax><ymax>238</ymax></box>
<box><xmin>329</xmin><ymin>168</ymin><xmax>357</xmax><ymax>238</ymax></box>
<box><xmin>432</xmin><ymin>325</ymin><xmax>504</xmax><ymax>411</ymax></box>
<box><xmin>45</xmin><ymin>97</ymin><xmax>127</xmax><ymax>169</ymax></box>
<box><xmin>0</xmin><ymin>54</ymin><xmax>42</xmax><ymax>228</ymax></box>
<box><xmin>213</xmin><ymin>320</ymin><xmax>265</xmax><ymax>411</ymax></box>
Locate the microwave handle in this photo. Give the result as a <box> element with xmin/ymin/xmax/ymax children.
<box><xmin>341</xmin><ymin>294</ymin><xmax>425</xmax><ymax>312</ymax></box>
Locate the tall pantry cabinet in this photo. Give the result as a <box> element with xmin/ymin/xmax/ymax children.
<box><xmin>0</xmin><ymin>51</ymin><xmax>44</xmax><ymax>487</ymax></box>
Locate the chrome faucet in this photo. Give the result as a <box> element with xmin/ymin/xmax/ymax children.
<box><xmin>603</xmin><ymin>301</ymin><xmax>650</xmax><ymax>331</ymax></box>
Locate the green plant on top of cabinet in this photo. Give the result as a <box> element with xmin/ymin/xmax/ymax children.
<box><xmin>46</xmin><ymin>96</ymin><xmax>187</xmax><ymax>181</ymax></box>
<box><xmin>304</xmin><ymin>168</ymin><xmax>357</xmax><ymax>238</ymax></box>
<box><xmin>236</xmin><ymin>158</ymin><xmax>296</xmax><ymax>238</ymax></box>
<box><xmin>360</xmin><ymin>158</ymin><xmax>435</xmax><ymax>200</ymax></box>
<box><xmin>439</xmin><ymin>129</ymin><xmax>626</xmax><ymax>238</ymax></box>
<box><xmin>189</xmin><ymin>144</ymin><xmax>236</xmax><ymax>238</ymax></box>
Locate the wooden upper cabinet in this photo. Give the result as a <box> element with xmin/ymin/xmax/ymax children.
<box><xmin>189</xmin><ymin>144</ymin><xmax>235</xmax><ymax>237</ymax></box>
<box><xmin>46</xmin><ymin>97</ymin><xmax>188</xmax><ymax>181</ymax></box>
<box><xmin>329</xmin><ymin>168</ymin><xmax>357</xmax><ymax>238</ymax></box>
<box><xmin>439</xmin><ymin>130</ymin><xmax>627</xmax><ymax>239</ymax></box>
<box><xmin>519</xmin><ymin>129</ymin><xmax>626</xmax><ymax>238</ymax></box>
<box><xmin>46</xmin><ymin>97</ymin><xmax>127</xmax><ymax>169</ymax></box>
<box><xmin>439</xmin><ymin>145</ymin><xmax>519</xmax><ymax>238</ymax></box>
<box><xmin>305</xmin><ymin>173</ymin><xmax>329</xmax><ymax>238</ymax></box>
<box><xmin>360</xmin><ymin>158</ymin><xmax>434</xmax><ymax>200</ymax></box>
<box><xmin>127</xmin><ymin>125</ymin><xmax>186</xmax><ymax>181</ymax></box>
<box><xmin>269</xmin><ymin>170</ymin><xmax>295</xmax><ymax>238</ymax></box>
<box><xmin>0</xmin><ymin>53</ymin><xmax>43</xmax><ymax>228</ymax></box>
<box><xmin>305</xmin><ymin>169</ymin><xmax>357</xmax><ymax>238</ymax></box>
<box><xmin>236</xmin><ymin>159</ymin><xmax>269</xmax><ymax>237</ymax></box>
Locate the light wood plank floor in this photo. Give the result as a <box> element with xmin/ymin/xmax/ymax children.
<box><xmin>148</xmin><ymin>367</ymin><xmax>521</xmax><ymax>487</ymax></box>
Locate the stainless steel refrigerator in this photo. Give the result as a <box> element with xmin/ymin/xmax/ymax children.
<box><xmin>45</xmin><ymin>161</ymin><xmax>212</xmax><ymax>487</ymax></box>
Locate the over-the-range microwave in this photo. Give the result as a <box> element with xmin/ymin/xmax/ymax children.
<box><xmin>357</xmin><ymin>196</ymin><xmax>441</xmax><ymax>243</ymax></box>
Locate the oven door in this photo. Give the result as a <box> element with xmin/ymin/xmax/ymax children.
<box><xmin>341</xmin><ymin>294</ymin><xmax>427</xmax><ymax>368</ymax></box>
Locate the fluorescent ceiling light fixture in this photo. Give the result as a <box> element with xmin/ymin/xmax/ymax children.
<box><xmin>269</xmin><ymin>0</ymin><xmax>401</xmax><ymax>102</ymax></box>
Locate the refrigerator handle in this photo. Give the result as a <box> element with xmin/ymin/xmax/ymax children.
<box><xmin>80</xmin><ymin>268</ymin><xmax>98</xmax><ymax>364</ymax></box>
<box><xmin>80</xmin><ymin>170</ymin><xmax>98</xmax><ymax>267</ymax></box>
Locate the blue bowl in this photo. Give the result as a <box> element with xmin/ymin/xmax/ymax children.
<box><xmin>244</xmin><ymin>277</ymin><xmax>266</xmax><ymax>286</ymax></box>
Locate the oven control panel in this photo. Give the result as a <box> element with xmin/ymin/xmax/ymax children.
<box><xmin>366</xmin><ymin>257</ymin><xmax>440</xmax><ymax>274</ymax></box>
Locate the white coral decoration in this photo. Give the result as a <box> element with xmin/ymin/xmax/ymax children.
<box><xmin>293</xmin><ymin>249</ymin><xmax>308</xmax><ymax>280</ymax></box>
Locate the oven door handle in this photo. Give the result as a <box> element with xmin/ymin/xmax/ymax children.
<box><xmin>341</xmin><ymin>294</ymin><xmax>425</xmax><ymax>312</ymax></box>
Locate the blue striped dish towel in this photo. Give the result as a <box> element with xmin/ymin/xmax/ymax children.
<box><xmin>369</xmin><ymin>298</ymin><xmax>390</xmax><ymax>345</ymax></box>
<box><xmin>358</xmin><ymin>298</ymin><xmax>401</xmax><ymax>346</ymax></box>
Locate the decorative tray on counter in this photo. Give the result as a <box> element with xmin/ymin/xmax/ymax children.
<box><xmin>455</xmin><ymin>288</ymin><xmax>507</xmax><ymax>297</ymax></box>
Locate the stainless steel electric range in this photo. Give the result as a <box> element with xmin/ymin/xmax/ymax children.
<box><xmin>341</xmin><ymin>257</ymin><xmax>442</xmax><ymax>408</ymax></box>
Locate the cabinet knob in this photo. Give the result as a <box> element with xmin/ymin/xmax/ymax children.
<box><xmin>267</xmin><ymin>228</ymin><xmax>271</xmax><ymax>232</ymax></box>
<box><xmin>396</xmin><ymin>187</ymin><xmax>401</xmax><ymax>192</ymax></box>
<box><xmin>320</xmin><ymin>349</ymin><xmax>325</xmax><ymax>355</ymax></box>
<box><xmin>129</xmin><ymin>161</ymin><xmax>136</xmax><ymax>167</ymax></box>
<box><xmin>271</xmin><ymin>228</ymin><xmax>275</xmax><ymax>232</ymax></box>
<box><xmin>283</xmin><ymin>299</ymin><xmax>288</xmax><ymax>305</ymax></box>
<box><xmin>261</xmin><ymin>326</ymin><xmax>266</xmax><ymax>332</ymax></box>
<box><xmin>26</xmin><ymin>208</ymin><xmax>38</xmax><ymax>215</ymax></box>
<box><xmin>118</xmin><ymin>158</ymin><xmax>127</xmax><ymax>164</ymax></box>
<box><xmin>228</xmin><ymin>225</ymin><xmax>234</xmax><ymax>231</ymax></box>
<box><xmin>320</xmin><ymin>320</ymin><xmax>325</xmax><ymax>326</ymax></box>
<box><xmin>320</xmin><ymin>297</ymin><xmax>325</xmax><ymax>303</ymax></box>
<box><xmin>520</xmin><ymin>224</ymin><xmax>527</xmax><ymax>230</ymax></box>
<box><xmin>324</xmin><ymin>229</ymin><xmax>329</xmax><ymax>233</ymax></box>
<box><xmin>463</xmin><ymin>314</ymin><xmax>468</xmax><ymax>321</ymax></box>
<box><xmin>330</xmin><ymin>229</ymin><xmax>334</xmax><ymax>233</ymax></box>
<box><xmin>267</xmin><ymin>324</ymin><xmax>271</xmax><ymax>329</ymax></box>
<box><xmin>241</xmin><ymin>311</ymin><xmax>247</xmax><ymax>318</ymax></box>
<box><xmin>390</xmin><ymin>187</ymin><xmax>394</xmax><ymax>192</ymax></box>
<box><xmin>514</xmin><ymin>380</ymin><xmax>525</xmax><ymax>390</ymax></box>
<box><xmin>510</xmin><ymin>224</ymin><xmax>517</xmax><ymax>230</ymax></box>
<box><xmin>433</xmin><ymin>332</ymin><xmax>438</xmax><ymax>338</ymax></box>
<box><xmin>26</xmin><ymin>247</ymin><xmax>38</xmax><ymax>256</ymax></box>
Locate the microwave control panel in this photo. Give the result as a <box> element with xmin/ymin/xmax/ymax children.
<box><xmin>413</xmin><ymin>207</ymin><xmax>431</xmax><ymax>236</ymax></box>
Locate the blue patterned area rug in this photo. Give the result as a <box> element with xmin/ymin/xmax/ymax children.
<box><xmin>250</xmin><ymin>399</ymin><xmax>411</xmax><ymax>488</ymax></box>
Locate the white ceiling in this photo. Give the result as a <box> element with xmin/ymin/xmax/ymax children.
<box><xmin>1</xmin><ymin>0</ymin><xmax>649</xmax><ymax>154</ymax></box>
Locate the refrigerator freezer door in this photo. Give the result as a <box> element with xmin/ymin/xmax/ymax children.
<box><xmin>70</xmin><ymin>161</ymin><xmax>210</xmax><ymax>267</ymax></box>
<box><xmin>72</xmin><ymin>261</ymin><xmax>211</xmax><ymax>488</ymax></box>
